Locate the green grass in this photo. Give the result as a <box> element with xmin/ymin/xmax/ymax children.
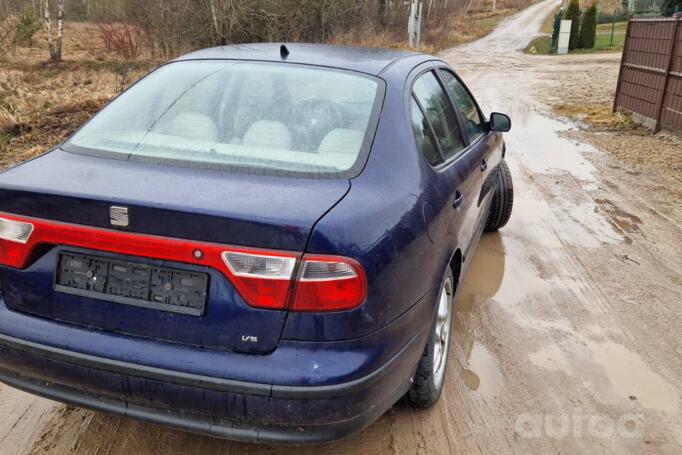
<box><xmin>595</xmin><ymin>21</ymin><xmax>626</xmax><ymax>48</ymax></box>
<box><xmin>526</xmin><ymin>20</ymin><xmax>626</xmax><ymax>55</ymax></box>
<box><xmin>526</xmin><ymin>35</ymin><xmax>553</xmax><ymax>54</ymax></box>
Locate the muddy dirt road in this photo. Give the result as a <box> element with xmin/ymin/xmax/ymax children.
<box><xmin>1</xmin><ymin>1</ymin><xmax>681</xmax><ymax>454</ymax></box>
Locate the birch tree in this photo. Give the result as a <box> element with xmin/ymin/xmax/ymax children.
<box><xmin>42</xmin><ymin>0</ymin><xmax>64</xmax><ymax>61</ymax></box>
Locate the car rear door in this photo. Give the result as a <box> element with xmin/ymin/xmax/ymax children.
<box><xmin>410</xmin><ymin>68</ymin><xmax>481</xmax><ymax>258</ymax></box>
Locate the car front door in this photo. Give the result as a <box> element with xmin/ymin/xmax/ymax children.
<box><xmin>411</xmin><ymin>68</ymin><xmax>481</xmax><ymax>261</ymax></box>
<box><xmin>438</xmin><ymin>67</ymin><xmax>503</xmax><ymax>245</ymax></box>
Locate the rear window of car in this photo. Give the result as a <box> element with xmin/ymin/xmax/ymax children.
<box><xmin>64</xmin><ymin>61</ymin><xmax>382</xmax><ymax>177</ymax></box>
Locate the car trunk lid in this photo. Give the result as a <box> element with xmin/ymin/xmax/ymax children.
<box><xmin>0</xmin><ymin>150</ymin><xmax>350</xmax><ymax>353</ymax></box>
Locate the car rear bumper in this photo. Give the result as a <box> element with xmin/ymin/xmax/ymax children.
<box><xmin>0</xmin><ymin>368</ymin><xmax>409</xmax><ymax>444</ymax></box>
<box><xmin>0</xmin><ymin>270</ymin><xmax>439</xmax><ymax>444</ymax></box>
<box><xmin>0</xmin><ymin>314</ymin><xmax>429</xmax><ymax>444</ymax></box>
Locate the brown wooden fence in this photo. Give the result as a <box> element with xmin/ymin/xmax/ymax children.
<box><xmin>613</xmin><ymin>16</ymin><xmax>682</xmax><ymax>133</ymax></box>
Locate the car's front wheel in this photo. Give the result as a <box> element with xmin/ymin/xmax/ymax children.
<box><xmin>484</xmin><ymin>159</ymin><xmax>514</xmax><ymax>232</ymax></box>
<box><xmin>407</xmin><ymin>269</ymin><xmax>454</xmax><ymax>408</ymax></box>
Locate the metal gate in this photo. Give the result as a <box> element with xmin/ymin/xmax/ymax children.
<box><xmin>613</xmin><ymin>17</ymin><xmax>682</xmax><ymax>133</ymax></box>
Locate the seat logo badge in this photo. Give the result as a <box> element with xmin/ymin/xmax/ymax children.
<box><xmin>110</xmin><ymin>206</ymin><xmax>129</xmax><ymax>227</ymax></box>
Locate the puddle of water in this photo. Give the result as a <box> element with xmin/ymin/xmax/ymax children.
<box><xmin>594</xmin><ymin>198</ymin><xmax>642</xmax><ymax>237</ymax></box>
<box><xmin>459</xmin><ymin>341</ymin><xmax>505</xmax><ymax>400</ymax></box>
<box><xmin>508</xmin><ymin>112</ymin><xmax>599</xmax><ymax>181</ymax></box>
<box><xmin>528</xmin><ymin>195</ymin><xmax>643</xmax><ymax>247</ymax></box>
<box><xmin>456</xmin><ymin>225</ymin><xmax>679</xmax><ymax>418</ymax></box>
<box><xmin>466</xmin><ymin>230</ymin><xmax>681</xmax><ymax>415</ymax></box>
<box><xmin>530</xmin><ymin>338</ymin><xmax>680</xmax><ymax>414</ymax></box>
<box><xmin>502</xmin><ymin>162</ymin><xmax>626</xmax><ymax>250</ymax></box>
<box><xmin>458</xmin><ymin>230</ymin><xmax>577</xmax><ymax>315</ymax></box>
<box><xmin>461</xmin><ymin>368</ymin><xmax>480</xmax><ymax>391</ymax></box>
<box><xmin>456</xmin><ymin>232</ymin><xmax>506</xmax><ymax>309</ymax></box>
<box><xmin>451</xmin><ymin>234</ymin><xmax>508</xmax><ymax>400</ymax></box>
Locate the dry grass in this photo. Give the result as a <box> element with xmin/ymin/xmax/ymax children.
<box><xmin>552</xmin><ymin>103</ymin><xmax>635</xmax><ymax>131</ymax></box>
<box><xmin>0</xmin><ymin>21</ymin><xmax>158</xmax><ymax>169</ymax></box>
<box><xmin>0</xmin><ymin>59</ymin><xmax>156</xmax><ymax>168</ymax></box>
<box><xmin>330</xmin><ymin>8</ymin><xmax>519</xmax><ymax>55</ymax></box>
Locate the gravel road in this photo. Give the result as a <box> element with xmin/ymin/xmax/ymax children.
<box><xmin>1</xmin><ymin>1</ymin><xmax>680</xmax><ymax>454</ymax></box>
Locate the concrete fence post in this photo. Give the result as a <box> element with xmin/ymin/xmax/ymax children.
<box><xmin>408</xmin><ymin>0</ymin><xmax>422</xmax><ymax>50</ymax></box>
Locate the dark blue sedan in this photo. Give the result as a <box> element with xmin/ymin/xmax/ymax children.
<box><xmin>0</xmin><ymin>43</ymin><xmax>512</xmax><ymax>444</ymax></box>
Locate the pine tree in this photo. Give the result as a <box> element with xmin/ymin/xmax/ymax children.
<box><xmin>661</xmin><ymin>0</ymin><xmax>682</xmax><ymax>16</ymax></box>
<box><xmin>579</xmin><ymin>2</ymin><xmax>598</xmax><ymax>49</ymax></box>
<box><xmin>565</xmin><ymin>0</ymin><xmax>581</xmax><ymax>51</ymax></box>
<box><xmin>14</xmin><ymin>7</ymin><xmax>42</xmax><ymax>47</ymax></box>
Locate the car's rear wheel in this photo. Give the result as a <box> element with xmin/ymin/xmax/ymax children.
<box><xmin>484</xmin><ymin>159</ymin><xmax>514</xmax><ymax>232</ymax></box>
<box><xmin>407</xmin><ymin>269</ymin><xmax>454</xmax><ymax>408</ymax></box>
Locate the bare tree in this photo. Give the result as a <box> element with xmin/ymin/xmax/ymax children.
<box><xmin>463</xmin><ymin>0</ymin><xmax>475</xmax><ymax>15</ymax></box>
<box><xmin>0</xmin><ymin>2</ymin><xmax>19</xmax><ymax>60</ymax></box>
<box><xmin>378</xmin><ymin>0</ymin><xmax>386</xmax><ymax>25</ymax></box>
<box><xmin>42</xmin><ymin>0</ymin><xmax>64</xmax><ymax>61</ymax></box>
<box><xmin>65</xmin><ymin>0</ymin><xmax>474</xmax><ymax>57</ymax></box>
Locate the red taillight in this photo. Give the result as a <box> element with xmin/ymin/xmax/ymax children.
<box><xmin>290</xmin><ymin>255</ymin><xmax>367</xmax><ymax>312</ymax></box>
<box><xmin>221</xmin><ymin>252</ymin><xmax>367</xmax><ymax>312</ymax></box>
<box><xmin>0</xmin><ymin>217</ymin><xmax>34</xmax><ymax>268</ymax></box>
<box><xmin>0</xmin><ymin>213</ymin><xmax>366</xmax><ymax>313</ymax></box>
<box><xmin>221</xmin><ymin>251</ymin><xmax>297</xmax><ymax>310</ymax></box>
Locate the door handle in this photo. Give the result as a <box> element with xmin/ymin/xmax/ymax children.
<box><xmin>453</xmin><ymin>190</ymin><xmax>463</xmax><ymax>210</ymax></box>
<box><xmin>480</xmin><ymin>159</ymin><xmax>488</xmax><ymax>172</ymax></box>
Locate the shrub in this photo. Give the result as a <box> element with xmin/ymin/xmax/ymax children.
<box><xmin>96</xmin><ymin>21</ymin><xmax>143</xmax><ymax>60</ymax></box>
<box><xmin>0</xmin><ymin>0</ymin><xmax>19</xmax><ymax>60</ymax></box>
<box><xmin>0</xmin><ymin>16</ymin><xmax>18</xmax><ymax>60</ymax></box>
<box><xmin>14</xmin><ymin>7</ymin><xmax>41</xmax><ymax>47</ymax></box>
<box><xmin>579</xmin><ymin>2</ymin><xmax>597</xmax><ymax>49</ymax></box>
<box><xmin>661</xmin><ymin>0</ymin><xmax>682</xmax><ymax>15</ymax></box>
<box><xmin>565</xmin><ymin>0</ymin><xmax>581</xmax><ymax>51</ymax></box>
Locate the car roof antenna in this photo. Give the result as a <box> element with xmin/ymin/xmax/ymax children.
<box><xmin>280</xmin><ymin>44</ymin><xmax>290</xmax><ymax>60</ymax></box>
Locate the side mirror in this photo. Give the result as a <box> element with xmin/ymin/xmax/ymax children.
<box><xmin>489</xmin><ymin>112</ymin><xmax>511</xmax><ymax>132</ymax></box>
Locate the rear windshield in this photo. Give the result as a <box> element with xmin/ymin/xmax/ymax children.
<box><xmin>64</xmin><ymin>61</ymin><xmax>381</xmax><ymax>176</ymax></box>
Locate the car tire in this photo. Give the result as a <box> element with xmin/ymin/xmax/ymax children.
<box><xmin>484</xmin><ymin>159</ymin><xmax>514</xmax><ymax>232</ymax></box>
<box><xmin>407</xmin><ymin>269</ymin><xmax>454</xmax><ymax>408</ymax></box>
